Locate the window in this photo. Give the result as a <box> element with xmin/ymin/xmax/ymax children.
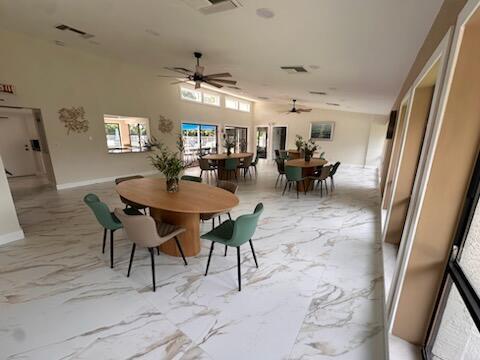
<box><xmin>182</xmin><ymin>123</ymin><xmax>218</xmax><ymax>159</ymax></box>
<box><xmin>180</xmin><ymin>87</ymin><xmax>202</xmax><ymax>103</ymax></box>
<box><xmin>225</xmin><ymin>97</ymin><xmax>239</xmax><ymax>110</ymax></box>
<box><xmin>203</xmin><ymin>92</ymin><xmax>220</xmax><ymax>106</ymax></box>
<box><xmin>104</xmin><ymin>115</ymin><xmax>150</xmax><ymax>153</ymax></box>
<box><xmin>225</xmin><ymin>126</ymin><xmax>248</xmax><ymax>152</ymax></box>
<box><xmin>239</xmin><ymin>101</ymin><xmax>251</xmax><ymax>112</ymax></box>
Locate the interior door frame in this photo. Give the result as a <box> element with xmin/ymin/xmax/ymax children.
<box><xmin>271</xmin><ymin>125</ymin><xmax>288</xmax><ymax>159</ymax></box>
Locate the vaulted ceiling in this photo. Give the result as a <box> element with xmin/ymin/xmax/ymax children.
<box><xmin>0</xmin><ymin>0</ymin><xmax>443</xmax><ymax>114</ymax></box>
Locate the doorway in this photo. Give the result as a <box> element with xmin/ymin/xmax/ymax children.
<box><xmin>256</xmin><ymin>127</ymin><xmax>268</xmax><ymax>159</ymax></box>
<box><xmin>225</xmin><ymin>126</ymin><xmax>248</xmax><ymax>153</ymax></box>
<box><xmin>272</xmin><ymin>126</ymin><xmax>287</xmax><ymax>158</ymax></box>
<box><xmin>0</xmin><ymin>106</ymin><xmax>56</xmax><ymax>198</ymax></box>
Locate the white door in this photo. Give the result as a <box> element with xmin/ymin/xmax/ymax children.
<box><xmin>0</xmin><ymin>113</ymin><xmax>37</xmax><ymax>176</ymax></box>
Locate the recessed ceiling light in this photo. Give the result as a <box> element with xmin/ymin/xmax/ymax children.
<box><xmin>145</xmin><ymin>28</ymin><xmax>160</xmax><ymax>36</ymax></box>
<box><xmin>54</xmin><ymin>40</ymin><xmax>66</xmax><ymax>47</ymax></box>
<box><xmin>256</xmin><ymin>8</ymin><xmax>275</xmax><ymax>19</ymax></box>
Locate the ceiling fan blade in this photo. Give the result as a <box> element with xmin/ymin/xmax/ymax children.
<box><xmin>164</xmin><ymin>67</ymin><xmax>193</xmax><ymax>75</ymax></box>
<box><xmin>158</xmin><ymin>75</ymin><xmax>184</xmax><ymax>78</ymax></box>
<box><xmin>298</xmin><ymin>108</ymin><xmax>312</xmax><ymax>112</ymax></box>
<box><xmin>203</xmin><ymin>80</ymin><xmax>223</xmax><ymax>89</ymax></box>
<box><xmin>203</xmin><ymin>72</ymin><xmax>232</xmax><ymax>79</ymax></box>
<box><xmin>206</xmin><ymin>79</ymin><xmax>237</xmax><ymax>85</ymax></box>
<box><xmin>196</xmin><ymin>65</ymin><xmax>205</xmax><ymax>75</ymax></box>
<box><xmin>195</xmin><ymin>81</ymin><xmax>201</xmax><ymax>89</ymax></box>
<box><xmin>170</xmin><ymin>80</ymin><xmax>188</xmax><ymax>85</ymax></box>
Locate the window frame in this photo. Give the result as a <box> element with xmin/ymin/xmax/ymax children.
<box><xmin>104</xmin><ymin>122</ymin><xmax>122</xmax><ymax>149</ymax></box>
<box><xmin>180</xmin><ymin>87</ymin><xmax>202</xmax><ymax>103</ymax></box>
<box><xmin>202</xmin><ymin>91</ymin><xmax>221</xmax><ymax>107</ymax></box>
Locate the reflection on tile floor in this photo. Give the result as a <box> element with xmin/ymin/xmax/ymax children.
<box><xmin>0</xmin><ymin>162</ymin><xmax>385</xmax><ymax>359</ymax></box>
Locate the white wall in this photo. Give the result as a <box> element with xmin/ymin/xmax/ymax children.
<box><xmin>0</xmin><ymin>29</ymin><xmax>253</xmax><ymax>188</ymax></box>
<box><xmin>253</xmin><ymin>102</ymin><xmax>388</xmax><ymax>166</ymax></box>
<box><xmin>0</xmin><ymin>155</ymin><xmax>23</xmax><ymax>244</ymax></box>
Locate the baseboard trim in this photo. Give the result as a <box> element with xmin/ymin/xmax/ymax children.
<box><xmin>56</xmin><ymin>170</ymin><xmax>158</xmax><ymax>190</ymax></box>
<box><xmin>0</xmin><ymin>229</ymin><xmax>25</xmax><ymax>246</ymax></box>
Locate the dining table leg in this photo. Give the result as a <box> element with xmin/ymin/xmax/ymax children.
<box><xmin>150</xmin><ymin>208</ymin><xmax>201</xmax><ymax>257</ymax></box>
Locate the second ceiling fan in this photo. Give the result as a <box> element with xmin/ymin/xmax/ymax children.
<box><xmin>284</xmin><ymin>99</ymin><xmax>312</xmax><ymax>114</ymax></box>
<box><xmin>159</xmin><ymin>52</ymin><xmax>237</xmax><ymax>89</ymax></box>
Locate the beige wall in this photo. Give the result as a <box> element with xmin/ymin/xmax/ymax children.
<box><xmin>0</xmin><ymin>29</ymin><xmax>254</xmax><ymax>188</ymax></box>
<box><xmin>253</xmin><ymin>102</ymin><xmax>388</xmax><ymax>167</ymax></box>
<box><xmin>0</xmin><ymin>156</ymin><xmax>23</xmax><ymax>242</ymax></box>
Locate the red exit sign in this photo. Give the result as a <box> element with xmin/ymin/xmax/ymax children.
<box><xmin>0</xmin><ymin>84</ymin><xmax>15</xmax><ymax>94</ymax></box>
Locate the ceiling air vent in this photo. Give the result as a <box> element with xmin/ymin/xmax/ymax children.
<box><xmin>309</xmin><ymin>91</ymin><xmax>327</xmax><ymax>95</ymax></box>
<box><xmin>55</xmin><ymin>24</ymin><xmax>94</xmax><ymax>39</ymax></box>
<box><xmin>181</xmin><ymin>0</ymin><xmax>242</xmax><ymax>15</ymax></box>
<box><xmin>280</xmin><ymin>66</ymin><xmax>308</xmax><ymax>74</ymax></box>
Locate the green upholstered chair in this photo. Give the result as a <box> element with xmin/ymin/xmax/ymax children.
<box><xmin>84</xmin><ymin>193</ymin><xmax>124</xmax><ymax>268</ymax></box>
<box><xmin>283</xmin><ymin>166</ymin><xmax>306</xmax><ymax>199</ymax></box>
<box><xmin>224</xmin><ymin>158</ymin><xmax>239</xmax><ymax>181</ymax></box>
<box><xmin>250</xmin><ymin>153</ymin><xmax>259</xmax><ymax>176</ymax></box>
<box><xmin>275</xmin><ymin>158</ymin><xmax>286</xmax><ymax>188</ymax></box>
<box><xmin>202</xmin><ymin>203</ymin><xmax>264</xmax><ymax>291</ymax></box>
<box><xmin>181</xmin><ymin>175</ymin><xmax>202</xmax><ymax>183</ymax></box>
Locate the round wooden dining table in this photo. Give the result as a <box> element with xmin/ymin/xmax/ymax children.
<box><xmin>285</xmin><ymin>158</ymin><xmax>328</xmax><ymax>191</ymax></box>
<box><xmin>116</xmin><ymin>178</ymin><xmax>239</xmax><ymax>257</ymax></box>
<box><xmin>203</xmin><ymin>152</ymin><xmax>253</xmax><ymax>180</ymax></box>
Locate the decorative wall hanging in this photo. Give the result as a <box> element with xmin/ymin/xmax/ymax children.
<box><xmin>158</xmin><ymin>115</ymin><xmax>174</xmax><ymax>134</ymax></box>
<box><xmin>58</xmin><ymin>106</ymin><xmax>89</xmax><ymax>134</ymax></box>
<box><xmin>310</xmin><ymin>122</ymin><xmax>335</xmax><ymax>141</ymax></box>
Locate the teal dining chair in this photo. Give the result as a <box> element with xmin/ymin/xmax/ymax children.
<box><xmin>282</xmin><ymin>166</ymin><xmax>307</xmax><ymax>198</ymax></box>
<box><xmin>181</xmin><ymin>175</ymin><xmax>202</xmax><ymax>183</ymax></box>
<box><xmin>224</xmin><ymin>158</ymin><xmax>239</xmax><ymax>181</ymax></box>
<box><xmin>202</xmin><ymin>203</ymin><xmax>264</xmax><ymax>291</ymax></box>
<box><xmin>84</xmin><ymin>193</ymin><xmax>124</xmax><ymax>268</ymax></box>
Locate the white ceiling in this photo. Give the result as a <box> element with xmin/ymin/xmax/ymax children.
<box><xmin>0</xmin><ymin>0</ymin><xmax>443</xmax><ymax>114</ymax></box>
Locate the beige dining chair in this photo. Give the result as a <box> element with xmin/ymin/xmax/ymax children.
<box><xmin>114</xmin><ymin>208</ymin><xmax>187</xmax><ymax>292</ymax></box>
<box><xmin>308</xmin><ymin>165</ymin><xmax>332</xmax><ymax>197</ymax></box>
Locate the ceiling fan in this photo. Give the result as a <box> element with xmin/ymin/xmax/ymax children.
<box><xmin>284</xmin><ymin>99</ymin><xmax>312</xmax><ymax>114</ymax></box>
<box><xmin>158</xmin><ymin>52</ymin><xmax>237</xmax><ymax>89</ymax></box>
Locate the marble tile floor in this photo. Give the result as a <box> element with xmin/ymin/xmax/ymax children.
<box><xmin>1</xmin><ymin>163</ymin><xmax>386</xmax><ymax>359</ymax></box>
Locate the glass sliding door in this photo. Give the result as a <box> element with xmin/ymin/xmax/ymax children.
<box><xmin>225</xmin><ymin>126</ymin><xmax>248</xmax><ymax>153</ymax></box>
<box><xmin>181</xmin><ymin>123</ymin><xmax>218</xmax><ymax>163</ymax></box>
<box><xmin>425</xmin><ymin>154</ymin><xmax>480</xmax><ymax>359</ymax></box>
<box><xmin>256</xmin><ymin>127</ymin><xmax>268</xmax><ymax>159</ymax></box>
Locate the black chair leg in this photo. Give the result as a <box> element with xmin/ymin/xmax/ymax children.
<box><xmin>174</xmin><ymin>236</ymin><xmax>188</xmax><ymax>266</ymax></box>
<box><xmin>237</xmin><ymin>246</ymin><xmax>241</xmax><ymax>291</ymax></box>
<box><xmin>282</xmin><ymin>181</ymin><xmax>288</xmax><ymax>196</ymax></box>
<box><xmin>110</xmin><ymin>230</ymin><xmax>114</xmax><ymax>268</ymax></box>
<box><xmin>127</xmin><ymin>243</ymin><xmax>136</xmax><ymax>277</ymax></box>
<box><xmin>200</xmin><ymin>170</ymin><xmax>203</xmax><ymax>178</ymax></box>
<box><xmin>228</xmin><ymin>212</ymin><xmax>232</xmax><ymax>221</ymax></box>
<box><xmin>102</xmin><ymin>228</ymin><xmax>107</xmax><ymax>254</ymax></box>
<box><xmin>275</xmin><ymin>174</ymin><xmax>280</xmax><ymax>188</ymax></box>
<box><xmin>157</xmin><ymin>246</ymin><xmax>160</xmax><ymax>255</ymax></box>
<box><xmin>205</xmin><ymin>242</ymin><xmax>215</xmax><ymax>276</ymax></box>
<box><xmin>212</xmin><ymin>217</ymin><xmax>215</xmax><ymax>230</ymax></box>
<box><xmin>303</xmin><ymin>180</ymin><xmax>307</xmax><ymax>195</ymax></box>
<box><xmin>149</xmin><ymin>248</ymin><xmax>156</xmax><ymax>292</ymax></box>
<box><xmin>225</xmin><ymin>245</ymin><xmax>228</xmax><ymax>256</ymax></box>
<box><xmin>325</xmin><ymin>180</ymin><xmax>329</xmax><ymax>195</ymax></box>
<box><xmin>249</xmin><ymin>240</ymin><xmax>258</xmax><ymax>268</ymax></box>
<box><xmin>296</xmin><ymin>182</ymin><xmax>299</xmax><ymax>199</ymax></box>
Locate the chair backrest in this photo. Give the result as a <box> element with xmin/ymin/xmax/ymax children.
<box><xmin>318</xmin><ymin>165</ymin><xmax>332</xmax><ymax>180</ymax></box>
<box><xmin>275</xmin><ymin>158</ymin><xmax>285</xmax><ymax>173</ymax></box>
<box><xmin>230</xmin><ymin>203</ymin><xmax>264</xmax><ymax>246</ymax></box>
<box><xmin>198</xmin><ymin>158</ymin><xmax>211</xmax><ymax>170</ymax></box>
<box><xmin>224</xmin><ymin>158</ymin><xmax>238</xmax><ymax>170</ymax></box>
<box><xmin>285</xmin><ymin>165</ymin><xmax>302</xmax><ymax>181</ymax></box>
<box><xmin>252</xmin><ymin>152</ymin><xmax>259</xmax><ymax>165</ymax></box>
<box><xmin>113</xmin><ymin>208</ymin><xmax>161</xmax><ymax>248</ymax></box>
<box><xmin>181</xmin><ymin>175</ymin><xmax>202</xmax><ymax>183</ymax></box>
<box><xmin>242</xmin><ymin>155</ymin><xmax>253</xmax><ymax>167</ymax></box>
<box><xmin>330</xmin><ymin>161</ymin><xmax>341</xmax><ymax>176</ymax></box>
<box><xmin>84</xmin><ymin>193</ymin><xmax>120</xmax><ymax>230</ymax></box>
<box><xmin>115</xmin><ymin>175</ymin><xmax>144</xmax><ymax>185</ymax></box>
<box><xmin>216</xmin><ymin>180</ymin><xmax>238</xmax><ymax>194</ymax></box>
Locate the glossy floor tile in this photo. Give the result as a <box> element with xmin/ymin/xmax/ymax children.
<box><xmin>0</xmin><ymin>162</ymin><xmax>385</xmax><ymax>359</ymax></box>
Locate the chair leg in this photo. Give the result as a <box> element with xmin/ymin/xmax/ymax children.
<box><xmin>174</xmin><ymin>236</ymin><xmax>188</xmax><ymax>266</ymax></box>
<box><xmin>275</xmin><ymin>174</ymin><xmax>280</xmax><ymax>188</ymax></box>
<box><xmin>102</xmin><ymin>228</ymin><xmax>107</xmax><ymax>254</ymax></box>
<box><xmin>225</xmin><ymin>245</ymin><xmax>228</xmax><ymax>256</ymax></box>
<box><xmin>296</xmin><ymin>182</ymin><xmax>299</xmax><ymax>199</ymax></box>
<box><xmin>127</xmin><ymin>243</ymin><xmax>136</xmax><ymax>277</ymax></box>
<box><xmin>303</xmin><ymin>180</ymin><xmax>307</xmax><ymax>195</ymax></box>
<box><xmin>320</xmin><ymin>181</ymin><xmax>323</xmax><ymax>197</ymax></box>
<box><xmin>282</xmin><ymin>181</ymin><xmax>288</xmax><ymax>196</ymax></box>
<box><xmin>237</xmin><ymin>246</ymin><xmax>241</xmax><ymax>291</ymax></box>
<box><xmin>218</xmin><ymin>215</ymin><xmax>221</xmax><ymax>224</ymax></box>
<box><xmin>110</xmin><ymin>230</ymin><xmax>114</xmax><ymax>269</ymax></box>
<box><xmin>157</xmin><ymin>246</ymin><xmax>160</xmax><ymax>255</ymax></box>
<box><xmin>325</xmin><ymin>180</ymin><xmax>329</xmax><ymax>195</ymax></box>
<box><xmin>249</xmin><ymin>240</ymin><xmax>258</xmax><ymax>268</ymax></box>
<box><xmin>228</xmin><ymin>212</ymin><xmax>232</xmax><ymax>221</ymax></box>
<box><xmin>149</xmin><ymin>248</ymin><xmax>156</xmax><ymax>292</ymax></box>
<box><xmin>205</xmin><ymin>242</ymin><xmax>215</xmax><ymax>276</ymax></box>
<box><xmin>212</xmin><ymin>217</ymin><xmax>215</xmax><ymax>230</ymax></box>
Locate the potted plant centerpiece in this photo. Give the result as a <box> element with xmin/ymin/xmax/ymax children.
<box><xmin>148</xmin><ymin>135</ymin><xmax>186</xmax><ymax>193</ymax></box>
<box><xmin>223</xmin><ymin>134</ymin><xmax>236</xmax><ymax>156</ymax></box>
<box><xmin>295</xmin><ymin>135</ymin><xmax>304</xmax><ymax>152</ymax></box>
<box><xmin>303</xmin><ymin>139</ymin><xmax>318</xmax><ymax>162</ymax></box>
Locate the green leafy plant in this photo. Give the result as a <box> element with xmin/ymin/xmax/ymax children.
<box><xmin>303</xmin><ymin>139</ymin><xmax>319</xmax><ymax>161</ymax></box>
<box><xmin>148</xmin><ymin>135</ymin><xmax>186</xmax><ymax>179</ymax></box>
<box><xmin>223</xmin><ymin>134</ymin><xmax>236</xmax><ymax>155</ymax></box>
<box><xmin>295</xmin><ymin>135</ymin><xmax>304</xmax><ymax>151</ymax></box>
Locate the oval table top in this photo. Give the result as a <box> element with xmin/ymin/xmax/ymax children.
<box><xmin>116</xmin><ymin>178</ymin><xmax>239</xmax><ymax>214</ymax></box>
<box><xmin>286</xmin><ymin>158</ymin><xmax>328</xmax><ymax>168</ymax></box>
<box><xmin>203</xmin><ymin>152</ymin><xmax>253</xmax><ymax>160</ymax></box>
